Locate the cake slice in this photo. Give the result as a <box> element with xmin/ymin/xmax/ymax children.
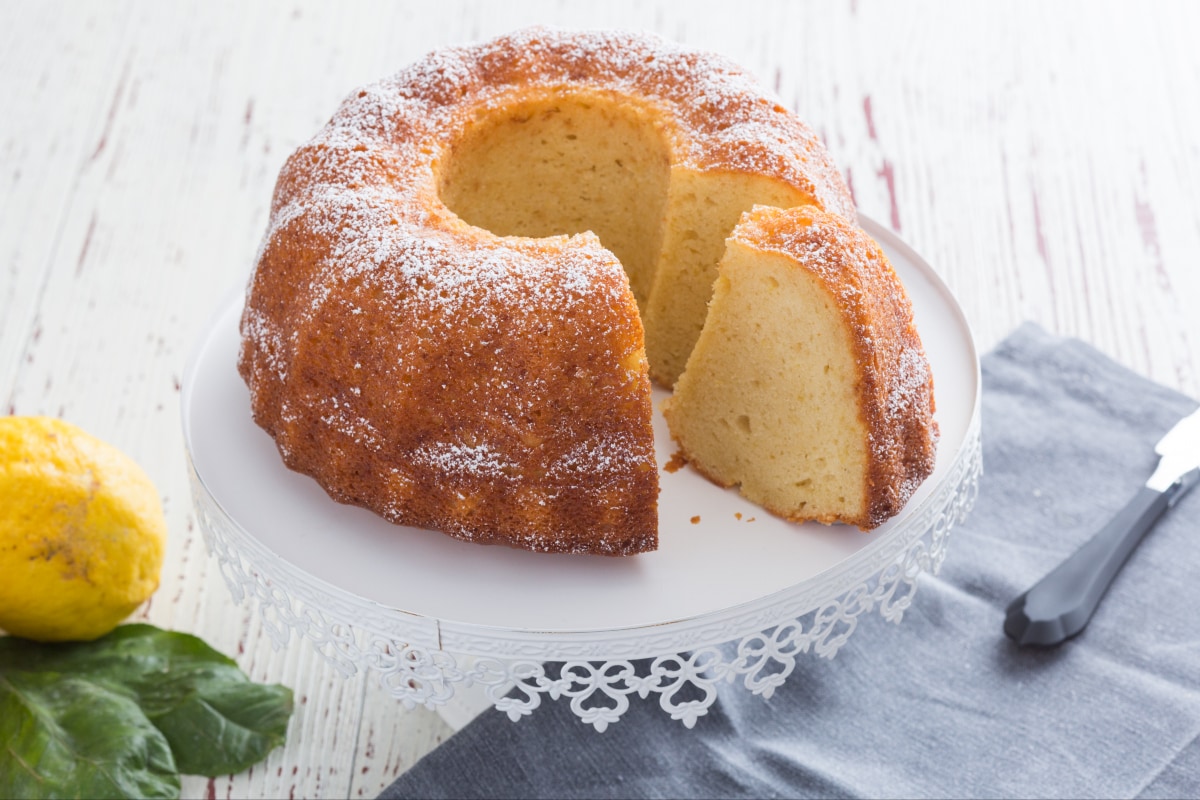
<box><xmin>662</xmin><ymin>205</ymin><xmax>938</xmax><ymax>530</ymax></box>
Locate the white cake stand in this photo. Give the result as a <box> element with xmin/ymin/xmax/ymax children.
<box><xmin>184</xmin><ymin>217</ymin><xmax>981</xmax><ymax>730</ymax></box>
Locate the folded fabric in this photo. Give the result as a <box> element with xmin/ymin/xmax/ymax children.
<box><xmin>380</xmin><ymin>323</ymin><xmax>1200</xmax><ymax>799</ymax></box>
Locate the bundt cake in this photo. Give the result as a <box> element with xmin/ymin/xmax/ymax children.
<box><xmin>237</xmin><ymin>27</ymin><xmax>934</xmax><ymax>555</ymax></box>
<box><xmin>662</xmin><ymin>206</ymin><xmax>938</xmax><ymax>529</ymax></box>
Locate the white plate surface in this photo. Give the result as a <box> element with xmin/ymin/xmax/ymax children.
<box><xmin>184</xmin><ymin>217</ymin><xmax>979</xmax><ymax>635</ymax></box>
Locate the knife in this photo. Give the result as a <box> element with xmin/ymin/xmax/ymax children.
<box><xmin>1004</xmin><ymin>406</ymin><xmax>1200</xmax><ymax>647</ymax></box>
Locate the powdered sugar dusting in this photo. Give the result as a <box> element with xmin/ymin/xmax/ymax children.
<box><xmin>886</xmin><ymin>343</ymin><xmax>933</xmax><ymax>422</ymax></box>
<box><xmin>238</xmin><ymin>27</ymin><xmax>865</xmax><ymax>553</ymax></box>
<box><xmin>411</xmin><ymin>441</ymin><xmax>517</xmax><ymax>479</ymax></box>
<box><xmin>317</xmin><ymin>395</ymin><xmax>384</xmax><ymax>452</ymax></box>
<box><xmin>548</xmin><ymin>432</ymin><xmax>653</xmax><ymax>481</ymax></box>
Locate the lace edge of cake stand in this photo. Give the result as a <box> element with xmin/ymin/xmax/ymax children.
<box><xmin>194</xmin><ymin>418</ymin><xmax>981</xmax><ymax>731</ymax></box>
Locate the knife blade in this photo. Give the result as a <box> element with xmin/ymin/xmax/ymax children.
<box><xmin>1004</xmin><ymin>406</ymin><xmax>1200</xmax><ymax>647</ymax></box>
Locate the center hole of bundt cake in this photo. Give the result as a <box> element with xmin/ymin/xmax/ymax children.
<box><xmin>437</xmin><ymin>92</ymin><xmax>672</xmax><ymax>308</ymax></box>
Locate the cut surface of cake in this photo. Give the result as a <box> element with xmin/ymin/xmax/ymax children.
<box><xmin>662</xmin><ymin>205</ymin><xmax>938</xmax><ymax>529</ymax></box>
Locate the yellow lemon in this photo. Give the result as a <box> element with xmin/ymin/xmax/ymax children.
<box><xmin>0</xmin><ymin>416</ymin><xmax>167</xmax><ymax>642</ymax></box>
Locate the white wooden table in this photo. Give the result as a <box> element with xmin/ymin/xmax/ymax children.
<box><xmin>3</xmin><ymin>2</ymin><xmax>1198</xmax><ymax>797</ymax></box>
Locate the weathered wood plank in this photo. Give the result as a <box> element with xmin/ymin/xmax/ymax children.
<box><xmin>3</xmin><ymin>2</ymin><xmax>1199</xmax><ymax>797</ymax></box>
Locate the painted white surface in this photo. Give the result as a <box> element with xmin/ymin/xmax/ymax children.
<box><xmin>3</xmin><ymin>2</ymin><xmax>1199</xmax><ymax>797</ymax></box>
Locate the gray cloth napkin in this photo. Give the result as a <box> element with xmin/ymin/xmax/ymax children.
<box><xmin>380</xmin><ymin>323</ymin><xmax>1200</xmax><ymax>799</ymax></box>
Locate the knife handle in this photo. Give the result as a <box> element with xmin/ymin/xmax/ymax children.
<box><xmin>1004</xmin><ymin>486</ymin><xmax>1170</xmax><ymax>647</ymax></box>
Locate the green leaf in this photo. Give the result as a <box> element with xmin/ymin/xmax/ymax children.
<box><xmin>0</xmin><ymin>624</ymin><xmax>293</xmax><ymax>799</ymax></box>
<box><xmin>0</xmin><ymin>672</ymin><xmax>179</xmax><ymax>800</ymax></box>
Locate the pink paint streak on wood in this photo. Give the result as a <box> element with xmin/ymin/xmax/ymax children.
<box><xmin>877</xmin><ymin>159</ymin><xmax>901</xmax><ymax>231</ymax></box>
<box><xmin>363</xmin><ymin>725</ymin><xmax>376</xmax><ymax>758</ymax></box>
<box><xmin>1030</xmin><ymin>184</ymin><xmax>1049</xmax><ymax>264</ymax></box>
<box><xmin>1074</xmin><ymin>214</ymin><xmax>1096</xmax><ymax>332</ymax></box>
<box><xmin>1029</xmin><ymin>181</ymin><xmax>1060</xmax><ymax>323</ymax></box>
<box><xmin>1134</xmin><ymin>202</ymin><xmax>1158</xmax><ymax>255</ymax></box>
<box><xmin>863</xmin><ymin>95</ymin><xmax>877</xmax><ymax>141</ymax></box>
<box><xmin>1000</xmin><ymin>147</ymin><xmax>1017</xmax><ymax>250</ymax></box>
<box><xmin>91</xmin><ymin>53</ymin><xmax>133</xmax><ymax>163</ymax></box>
<box><xmin>76</xmin><ymin>212</ymin><xmax>97</xmax><ymax>277</ymax></box>
<box><xmin>1134</xmin><ymin>195</ymin><xmax>1171</xmax><ymax>291</ymax></box>
<box><xmin>241</xmin><ymin>99</ymin><xmax>255</xmax><ymax>151</ymax></box>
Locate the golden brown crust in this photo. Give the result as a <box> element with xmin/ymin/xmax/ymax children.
<box><xmin>239</xmin><ymin>28</ymin><xmax>857</xmax><ymax>554</ymax></box>
<box><xmin>729</xmin><ymin>206</ymin><xmax>939</xmax><ymax>530</ymax></box>
<box><xmin>240</xmin><ymin>221</ymin><xmax>658</xmax><ymax>555</ymax></box>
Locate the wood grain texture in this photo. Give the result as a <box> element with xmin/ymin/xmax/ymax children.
<box><xmin>2</xmin><ymin>1</ymin><xmax>1198</xmax><ymax>797</ymax></box>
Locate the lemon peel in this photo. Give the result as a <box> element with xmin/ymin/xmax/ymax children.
<box><xmin>0</xmin><ymin>416</ymin><xmax>167</xmax><ymax>642</ymax></box>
